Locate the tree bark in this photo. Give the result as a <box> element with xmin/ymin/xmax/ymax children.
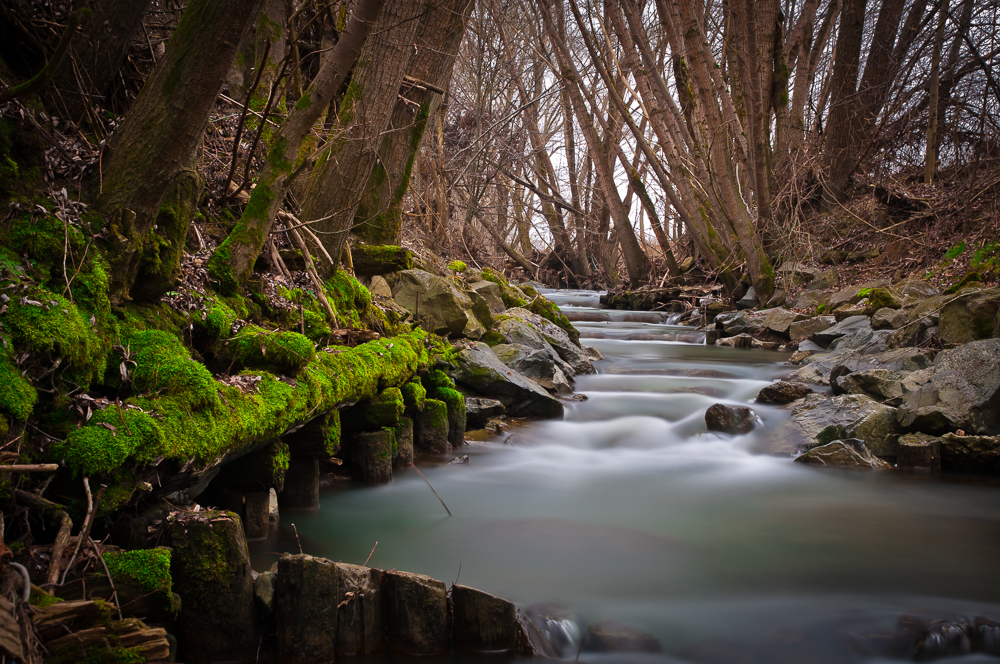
<box><xmin>924</xmin><ymin>0</ymin><xmax>947</xmax><ymax>183</ymax></box>
<box><xmin>822</xmin><ymin>0</ymin><xmax>867</xmax><ymax>203</ymax></box>
<box><xmin>98</xmin><ymin>0</ymin><xmax>264</xmax><ymax>302</ymax></box>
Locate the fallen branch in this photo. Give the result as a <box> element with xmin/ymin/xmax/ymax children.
<box><xmin>45</xmin><ymin>511</ymin><xmax>74</xmax><ymax>589</ymax></box>
<box><xmin>0</xmin><ymin>464</ymin><xmax>59</xmax><ymax>472</ymax></box>
<box><xmin>410</xmin><ymin>463</ymin><xmax>452</xmax><ymax>517</ymax></box>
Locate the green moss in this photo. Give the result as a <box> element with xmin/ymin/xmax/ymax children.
<box><xmin>361</xmin><ymin>387</ymin><xmax>404</xmax><ymax>429</ymax></box>
<box><xmin>102</xmin><ymin>547</ymin><xmax>179</xmax><ymax>614</ymax></box>
<box><xmin>866</xmin><ymin>287</ymin><xmax>901</xmax><ymax>310</ymax></box>
<box><xmin>448</xmin><ymin>260</ymin><xmax>467</xmax><ymax>273</ymax></box>
<box><xmin>217</xmin><ymin>324</ymin><xmax>316</xmax><ymax>375</ymax></box>
<box><xmin>29</xmin><ymin>586</ymin><xmax>63</xmax><ymax>608</ymax></box>
<box><xmin>943</xmin><ymin>242</ymin><xmax>967</xmax><ymax>261</ymax></box>
<box><xmin>400</xmin><ymin>378</ymin><xmax>426</xmax><ymax>414</ymax></box>
<box><xmin>945</xmin><ymin>272</ymin><xmax>981</xmax><ymax>295</ymax></box>
<box><xmin>119</xmin><ymin>330</ymin><xmax>220</xmax><ymax>410</ymax></box>
<box><xmin>0</xmin><ymin>348</ymin><xmax>36</xmax><ymax>421</ymax></box>
<box><xmin>423</xmin><ymin>398</ymin><xmax>449</xmax><ymax>432</ymax></box>
<box><xmin>482</xmin><ymin>268</ymin><xmax>528</xmax><ymax>308</ymax></box>
<box><xmin>321</xmin><ymin>409</ymin><xmax>341</xmax><ymax>456</ymax></box>
<box><xmin>482</xmin><ymin>330</ymin><xmax>505</xmax><ymax>347</ymax></box>
<box><xmin>527</xmin><ymin>296</ymin><xmax>581</xmax><ymax>347</ymax></box>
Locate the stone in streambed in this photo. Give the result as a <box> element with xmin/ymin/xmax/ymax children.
<box><xmin>939</xmin><ymin>286</ymin><xmax>1000</xmax><ymax>343</ymax></box>
<box><xmin>790</xmin><ymin>315</ymin><xmax>835</xmax><ymax>340</ymax></box>
<box><xmin>834</xmin><ymin>369</ymin><xmax>906</xmax><ymax>402</ymax></box>
<box><xmin>494</xmin><ymin>343</ymin><xmax>574</xmax><ymax>394</ymax></box>
<box><xmin>795</xmin><ymin>438</ymin><xmax>892</xmax><ymax>470</ymax></box>
<box><xmin>811</xmin><ymin>315</ymin><xmax>870</xmax><ymax>348</ymax></box>
<box><xmin>939</xmin><ymin>433</ymin><xmax>1000</xmax><ymax>473</ymax></box>
<box><xmin>274</xmin><ymin>554</ymin><xmax>338</xmax><ymax>664</ymax></box>
<box><xmin>756</xmin><ymin>381</ymin><xmax>814</xmax><ymax>405</ymax></box>
<box><xmin>872</xmin><ymin>307</ymin><xmax>908</xmax><ymax>330</ymax></box>
<box><xmin>786</xmin><ymin>393</ymin><xmax>899</xmax><ymax>456</ymax></box>
<box><xmin>764</xmin><ymin>307</ymin><xmax>809</xmax><ymax>336</ymax></box>
<box><xmin>453</xmin><ymin>584</ymin><xmax>516</xmax><ymax>653</ymax></box>
<box><xmin>390</xmin><ymin>269</ymin><xmax>485</xmax><ymax>339</ymax></box>
<box><xmin>581</xmin><ymin>620</ymin><xmax>663</xmax><ymax>654</ymax></box>
<box><xmin>894</xmin><ymin>611</ymin><xmax>975</xmax><ymax>661</ymax></box>
<box><xmin>382</xmin><ymin>570</ymin><xmax>448</xmax><ymax>656</ymax></box>
<box><xmin>465</xmin><ymin>397</ymin><xmax>505</xmax><ymax>429</ymax></box>
<box><xmin>705</xmin><ymin>404</ymin><xmax>759</xmax><ymax>434</ymax></box>
<box><xmin>452</xmin><ymin>342</ymin><xmax>563</xmax><ymax>418</ymax></box>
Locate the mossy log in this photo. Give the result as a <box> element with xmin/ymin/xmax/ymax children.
<box><xmin>167</xmin><ymin>510</ymin><xmax>258</xmax><ymax>664</ymax></box>
<box><xmin>415</xmin><ymin>399</ymin><xmax>449</xmax><ymax>454</ymax></box>
<box><xmin>34</xmin><ymin>600</ymin><xmax>171</xmax><ymax>662</ymax></box>
<box><xmin>275</xmin><ymin>554</ymin><xmax>339</xmax><ymax>664</ymax></box>
<box><xmin>351</xmin><ymin>244</ymin><xmax>414</xmax><ymax>276</ymax></box>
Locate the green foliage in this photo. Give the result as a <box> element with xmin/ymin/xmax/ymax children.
<box><xmin>102</xmin><ymin>547</ymin><xmax>178</xmax><ymax>614</ymax></box>
<box><xmin>400</xmin><ymin>377</ymin><xmax>426</xmax><ymax>414</ymax></box>
<box><xmin>943</xmin><ymin>242</ymin><xmax>967</xmax><ymax>261</ymax></box>
<box><xmin>448</xmin><ymin>260</ymin><xmax>467</xmax><ymax>273</ymax></box>
<box><xmin>0</xmin><ymin>347</ymin><xmax>36</xmax><ymax>421</ymax></box>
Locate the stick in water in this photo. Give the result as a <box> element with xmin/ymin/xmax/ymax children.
<box><xmin>362</xmin><ymin>541</ymin><xmax>378</xmax><ymax>567</ymax></box>
<box><xmin>291</xmin><ymin>523</ymin><xmax>303</xmax><ymax>554</ymax></box>
<box><xmin>410</xmin><ymin>463</ymin><xmax>452</xmax><ymax>516</ymax></box>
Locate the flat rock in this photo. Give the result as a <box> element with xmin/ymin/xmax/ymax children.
<box><xmin>705</xmin><ymin>404</ymin><xmax>759</xmax><ymax>434</ymax></box>
<box><xmin>452</xmin><ymin>342</ymin><xmax>563</xmax><ymax>418</ymax></box>
<box><xmin>939</xmin><ymin>433</ymin><xmax>1000</xmax><ymax>473</ymax></box>
<box><xmin>897</xmin><ymin>433</ymin><xmax>941</xmax><ymax>471</ymax></box>
<box><xmin>938</xmin><ymin>286</ymin><xmax>1000</xmax><ymax>344</ymax></box>
<box><xmin>791</xmin><ymin>290</ymin><xmax>831</xmax><ymax>311</ymax></box>
<box><xmin>894</xmin><ymin>278</ymin><xmax>940</xmax><ymax>300</ymax></box>
<box><xmin>896</xmin><ymin>339</ymin><xmax>1000</xmax><ymax>435</ymax></box>
<box><xmin>786</xmin><ymin>393</ymin><xmax>899</xmax><ymax>456</ymax></box>
<box><xmin>765</xmin><ymin>308</ymin><xmax>810</xmax><ymax>336</ymax></box>
<box><xmin>828</xmin><ymin>280</ymin><xmax>890</xmax><ymax>309</ymax></box>
<box><xmin>465</xmin><ymin>397</ymin><xmax>505</xmax><ymax>429</ymax></box>
<box><xmin>795</xmin><ymin>438</ymin><xmax>893</xmax><ymax>470</ymax></box>
<box><xmin>494</xmin><ymin>343</ymin><xmax>573</xmax><ymax>394</ymax></box>
<box><xmin>872</xmin><ymin>307</ymin><xmax>908</xmax><ymax>330</ymax></box>
<box><xmin>756</xmin><ymin>381</ymin><xmax>814</xmax><ymax>405</ymax></box>
<box><xmin>790</xmin><ymin>347</ymin><xmax>935</xmax><ymax>386</ymax></box>
<box><xmin>811</xmin><ymin>315</ymin><xmax>870</xmax><ymax>348</ymax></box>
<box><xmin>790</xmin><ymin>315</ymin><xmax>835</xmax><ymax>340</ymax></box>
<box><xmin>827</xmin><ymin>327</ymin><xmax>892</xmax><ymax>354</ymax></box>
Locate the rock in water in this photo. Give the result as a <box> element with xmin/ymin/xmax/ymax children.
<box><xmin>465</xmin><ymin>397</ymin><xmax>505</xmax><ymax>428</ymax></box>
<box><xmin>897</xmin><ymin>433</ymin><xmax>941</xmax><ymax>471</ymax></box>
<box><xmin>705</xmin><ymin>404</ymin><xmax>759</xmax><ymax>434</ymax></box>
<box><xmin>452</xmin><ymin>342</ymin><xmax>564</xmax><ymax>418</ymax></box>
<box><xmin>452</xmin><ymin>584</ymin><xmax>516</xmax><ymax>653</ymax></box>
<box><xmin>581</xmin><ymin>620</ymin><xmax>664</xmax><ymax>653</ymax></box>
<box><xmin>785</xmin><ymin>393</ymin><xmax>900</xmax><ymax>456</ymax></box>
<box><xmin>795</xmin><ymin>439</ymin><xmax>892</xmax><ymax>470</ymax></box>
<box><xmin>382</xmin><ymin>570</ymin><xmax>448</xmax><ymax>656</ymax></box>
<box><xmin>335</xmin><ymin>563</ymin><xmax>382</xmax><ymax>657</ymax></box>
<box><xmin>756</xmin><ymin>381</ymin><xmax>814</xmax><ymax>405</ymax></box>
<box><xmin>938</xmin><ymin>433</ymin><xmax>1000</xmax><ymax>472</ymax></box>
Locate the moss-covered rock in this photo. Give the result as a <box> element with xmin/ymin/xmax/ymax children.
<box><xmin>448</xmin><ymin>260</ymin><xmax>467</xmax><ymax>273</ymax></box>
<box><xmin>0</xmin><ymin>347</ymin><xmax>36</xmax><ymax>421</ymax></box>
<box><xmin>400</xmin><ymin>377</ymin><xmax>426</xmax><ymax>415</ymax></box>
<box><xmin>481</xmin><ymin>268</ymin><xmax>528</xmax><ymax>308</ymax></box>
<box><xmin>102</xmin><ymin>547</ymin><xmax>179</xmax><ymax>615</ymax></box>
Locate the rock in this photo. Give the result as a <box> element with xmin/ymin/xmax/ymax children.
<box><xmin>766</xmin><ymin>289</ymin><xmax>786</xmax><ymax>307</ymax></box>
<box><xmin>519</xmin><ymin>603</ymin><xmax>584</xmax><ymax>659</ymax></box>
<box><xmin>390</xmin><ymin>269</ymin><xmax>485</xmax><ymax>339</ymax></box>
<box><xmin>452</xmin><ymin>342</ymin><xmax>564</xmax><ymax>418</ymax></box>
<box><xmin>581</xmin><ymin>620</ymin><xmax>663</xmax><ymax>654</ymax></box>
<box><xmin>790</xmin><ymin>347</ymin><xmax>935</xmax><ymax>385</ymax></box>
<box><xmin>466</xmin><ymin>289</ymin><xmax>494</xmax><ymax>329</ymax></box>
<box><xmin>243</xmin><ymin>491</ymin><xmax>270</xmax><ymax>539</ymax></box>
<box><xmin>737</xmin><ymin>286</ymin><xmax>758</xmax><ymax>309</ymax></box>
<box><xmin>885</xmin><ymin>316</ymin><xmax>935</xmax><ymax>349</ymax></box>
<box><xmin>827</xmin><ymin>326</ymin><xmax>892</xmax><ymax>354</ymax></box>
<box><xmin>871</xmin><ymin>307</ymin><xmax>908</xmax><ymax>330</ymax></box>
<box><xmin>382</xmin><ymin>570</ymin><xmax>448</xmax><ymax>656</ymax></box>
<box><xmin>810</xmin><ymin>315</ymin><xmax>870</xmax><ymax>348</ymax></box>
<box><xmin>448</xmin><ymin>454</ymin><xmax>470</xmax><ymax>464</ymax></box>
<box><xmin>254</xmin><ymin>568</ymin><xmax>276</xmax><ymax>615</ymax></box>
<box><xmin>975</xmin><ymin>614</ymin><xmax>1000</xmax><ymax>655</ymax></box>
<box><xmin>335</xmin><ymin>563</ymin><xmax>382</xmax><ymax>657</ymax></box>
<box><xmin>897</xmin><ymin>433</ymin><xmax>941</xmax><ymax>471</ymax></box>
<box><xmin>804</xmin><ymin>268</ymin><xmax>839</xmax><ymax>291</ymax></box>
<box><xmin>369</xmin><ymin>275</ymin><xmax>393</xmax><ymax>298</ymax></box>
<box><xmin>275</xmin><ymin>554</ymin><xmax>339</xmax><ymax>664</ymax></box>
<box><xmin>827</xmin><ymin>280</ymin><xmax>890</xmax><ymax>309</ymax></box>
<box><xmin>865</xmin><ymin>286</ymin><xmax>902</xmax><ymax>310</ymax></box>
<box><xmin>496</xmin><ymin>308</ymin><xmax>592</xmax><ymax>375</ymax></box>
<box><xmin>717</xmin><ymin>333</ymin><xmax>770</xmax><ymax>349</ymax></box>
<box><xmin>938</xmin><ymin>287</ymin><xmax>1000</xmax><ymax>343</ymax></box>
<box><xmin>791</xmin><ymin>290</ymin><xmax>832</xmax><ymax>311</ymax></box>
<box><xmin>789</xmin><ymin>315</ymin><xmax>835</xmax><ymax>340</ymax></box>
<box><xmin>834</xmin><ymin>369</ymin><xmax>905</xmax><ymax>402</ymax></box>
<box><xmin>894</xmin><ymin>278</ymin><xmax>940</xmax><ymax>301</ymax></box>
<box><xmin>787</xmin><ymin>348</ymin><xmax>816</xmax><ymax>364</ymax></box>
<box><xmin>764</xmin><ymin>308</ymin><xmax>809</xmax><ymax>336</ymax></box>
<box><xmin>756</xmin><ymin>381</ymin><xmax>814</xmax><ymax>405</ymax></box>
<box><xmin>896</xmin><ymin>339</ymin><xmax>1000</xmax><ymax>435</ymax></box>
<box><xmin>795</xmin><ymin>439</ymin><xmax>893</xmax><ymax>469</ymax></box>
<box><xmin>715</xmin><ymin>310</ymin><xmax>765</xmax><ymax>336</ymax></box>
<box><xmin>938</xmin><ymin>433</ymin><xmax>1000</xmax><ymax>472</ymax></box>
<box><xmin>705</xmin><ymin>404</ymin><xmax>759</xmax><ymax>434</ymax></box>
<box><xmin>679</xmin><ymin>256</ymin><xmax>695</xmax><ymax>272</ymax></box>
<box><xmin>787</xmin><ymin>393</ymin><xmax>899</xmax><ymax>456</ymax></box>
<box><xmin>896</xmin><ymin>611</ymin><xmax>974</xmax><ymax>661</ymax></box>
<box><xmin>394</xmin><ymin>416</ymin><xmax>414</xmax><ymax>467</ymax></box>
<box><xmin>452</xmin><ymin>584</ymin><xmax>516</xmax><ymax>653</ymax></box>
<box><xmin>468</xmin><ymin>280</ymin><xmax>506</xmax><ymax>314</ymax></box>
<box><xmin>415</xmin><ymin>399</ymin><xmax>450</xmax><ymax>454</ymax></box>
<box><xmin>494</xmin><ymin>343</ymin><xmax>573</xmax><ymax>394</ymax></box>
<box><xmin>168</xmin><ymin>511</ymin><xmax>258</xmax><ymax>664</ymax></box>
<box><xmin>779</xmin><ymin>262</ymin><xmax>822</xmax><ymax>286</ymax></box>
<box><xmin>465</xmin><ymin>397</ymin><xmax>505</xmax><ymax>428</ymax></box>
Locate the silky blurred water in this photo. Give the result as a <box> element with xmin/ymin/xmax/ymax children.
<box><xmin>251</xmin><ymin>289</ymin><xmax>1000</xmax><ymax>663</ymax></box>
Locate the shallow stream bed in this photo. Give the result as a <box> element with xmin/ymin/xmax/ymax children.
<box><xmin>252</xmin><ymin>289</ymin><xmax>1000</xmax><ymax>663</ymax></box>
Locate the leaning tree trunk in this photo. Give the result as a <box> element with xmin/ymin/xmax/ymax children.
<box><xmin>297</xmin><ymin>0</ymin><xmax>428</xmax><ymax>267</ymax></box>
<box><xmin>351</xmin><ymin>0</ymin><xmax>473</xmax><ymax>247</ymax></box>
<box><xmin>97</xmin><ymin>0</ymin><xmax>264</xmax><ymax>302</ymax></box>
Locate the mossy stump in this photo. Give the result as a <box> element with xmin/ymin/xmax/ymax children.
<box><xmin>336</xmin><ymin>563</ymin><xmax>383</xmax><ymax>657</ymax></box>
<box><xmin>453</xmin><ymin>584</ymin><xmax>517</xmax><ymax>654</ymax></box>
<box><xmin>416</xmin><ymin>399</ymin><xmax>449</xmax><ymax>455</ymax></box>
<box><xmin>395</xmin><ymin>416</ymin><xmax>414</xmax><ymax>467</ymax></box>
<box><xmin>167</xmin><ymin>510</ymin><xmax>258</xmax><ymax>664</ymax></box>
<box><xmin>382</xmin><ymin>570</ymin><xmax>448</xmax><ymax>656</ymax></box>
<box><xmin>280</xmin><ymin>458</ymin><xmax>319</xmax><ymax>509</ymax></box>
<box><xmin>351</xmin><ymin>430</ymin><xmax>394</xmax><ymax>484</ymax></box>
<box><xmin>244</xmin><ymin>491</ymin><xmax>270</xmax><ymax>539</ymax></box>
<box><xmin>275</xmin><ymin>554</ymin><xmax>339</xmax><ymax>664</ymax></box>
<box><xmin>285</xmin><ymin>410</ymin><xmax>341</xmax><ymax>458</ymax></box>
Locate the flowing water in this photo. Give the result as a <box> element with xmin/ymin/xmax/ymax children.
<box><xmin>252</xmin><ymin>289</ymin><xmax>1000</xmax><ymax>663</ymax></box>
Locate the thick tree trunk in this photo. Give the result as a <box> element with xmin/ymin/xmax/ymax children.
<box><xmin>297</xmin><ymin>0</ymin><xmax>428</xmax><ymax>268</ymax></box>
<box><xmin>98</xmin><ymin>0</ymin><xmax>264</xmax><ymax>302</ymax></box>
<box><xmin>924</xmin><ymin>0</ymin><xmax>947</xmax><ymax>183</ymax></box>
<box><xmin>822</xmin><ymin>0</ymin><xmax>867</xmax><ymax>203</ymax></box>
<box><xmin>209</xmin><ymin>0</ymin><xmax>387</xmax><ymax>290</ymax></box>
<box><xmin>351</xmin><ymin>0</ymin><xmax>472</xmax><ymax>246</ymax></box>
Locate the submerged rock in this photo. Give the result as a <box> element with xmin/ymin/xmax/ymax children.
<box><xmin>581</xmin><ymin>620</ymin><xmax>664</xmax><ymax>654</ymax></box>
<box><xmin>795</xmin><ymin>438</ymin><xmax>892</xmax><ymax>470</ymax></box>
<box><xmin>705</xmin><ymin>404</ymin><xmax>759</xmax><ymax>434</ymax></box>
<box><xmin>756</xmin><ymin>381</ymin><xmax>814</xmax><ymax>405</ymax></box>
<box><xmin>895</xmin><ymin>611</ymin><xmax>974</xmax><ymax>661</ymax></box>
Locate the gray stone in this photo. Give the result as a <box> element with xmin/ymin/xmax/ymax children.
<box><xmin>795</xmin><ymin>439</ymin><xmax>893</xmax><ymax>470</ymax></box>
<box><xmin>756</xmin><ymin>381</ymin><xmax>814</xmax><ymax>405</ymax></box>
<box><xmin>469</xmin><ymin>280</ymin><xmax>506</xmax><ymax>315</ymax></box>
<box><xmin>453</xmin><ymin>585</ymin><xmax>516</xmax><ymax>654</ymax></box>
<box><xmin>834</xmin><ymin>369</ymin><xmax>906</xmax><ymax>402</ymax></box>
<box><xmin>827</xmin><ymin>327</ymin><xmax>892</xmax><ymax>354</ymax></box>
<box><xmin>791</xmin><ymin>290</ymin><xmax>832</xmax><ymax>311</ymax></box>
<box><xmin>939</xmin><ymin>433</ymin><xmax>1000</xmax><ymax>472</ymax></box>
<box><xmin>896</xmin><ymin>339</ymin><xmax>1000</xmax><ymax>435</ymax></box>
<box><xmin>789</xmin><ymin>315</ymin><xmax>835</xmax><ymax>340</ymax></box>
<box><xmin>779</xmin><ymin>262</ymin><xmax>822</xmax><ymax>286</ymax></box>
<box><xmin>872</xmin><ymin>307</ymin><xmax>908</xmax><ymax>330</ymax></box>
<box><xmin>466</xmin><ymin>289</ymin><xmax>494</xmax><ymax>329</ymax></box>
<box><xmin>827</xmin><ymin>280</ymin><xmax>890</xmax><ymax>308</ymax></box>
<box><xmin>787</xmin><ymin>393</ymin><xmax>900</xmax><ymax>456</ymax></box>
<box><xmin>737</xmin><ymin>286</ymin><xmax>758</xmax><ymax>310</ymax></box>
<box><xmin>383</xmin><ymin>570</ymin><xmax>448</xmax><ymax>656</ymax></box>
<box><xmin>391</xmin><ymin>269</ymin><xmax>485</xmax><ymax>339</ymax></box>
<box><xmin>897</xmin><ymin>433</ymin><xmax>941</xmax><ymax>471</ymax></box>
<box><xmin>939</xmin><ymin>287</ymin><xmax>1000</xmax><ymax>344</ymax></box>
<box><xmin>789</xmin><ymin>347</ymin><xmax>935</xmax><ymax>386</ymax></box>
<box><xmin>581</xmin><ymin>620</ymin><xmax>663</xmax><ymax>654</ymax></box>
<box><xmin>766</xmin><ymin>289</ymin><xmax>787</xmax><ymax>307</ymax></box>
<box><xmin>452</xmin><ymin>342</ymin><xmax>564</xmax><ymax>418</ymax></box>
<box><xmin>894</xmin><ymin>278</ymin><xmax>940</xmax><ymax>300</ymax></box>
<box><xmin>369</xmin><ymin>275</ymin><xmax>393</xmax><ymax>298</ymax></box>
<box><xmin>496</xmin><ymin>308</ymin><xmax>593</xmax><ymax>375</ymax></box>
<box><xmin>765</xmin><ymin>307</ymin><xmax>810</xmax><ymax>336</ymax></box>
<box><xmin>811</xmin><ymin>315</ymin><xmax>870</xmax><ymax>348</ymax></box>
<box><xmin>465</xmin><ymin>397</ymin><xmax>505</xmax><ymax>428</ymax></box>
<box><xmin>886</xmin><ymin>316</ymin><xmax>935</xmax><ymax>349</ymax></box>
<box><xmin>255</xmin><ymin>568</ymin><xmax>276</xmax><ymax>616</ymax></box>
<box><xmin>804</xmin><ymin>268</ymin><xmax>839</xmax><ymax>291</ymax></box>
<box><xmin>494</xmin><ymin>343</ymin><xmax>574</xmax><ymax>394</ymax></box>
<box><xmin>705</xmin><ymin>404</ymin><xmax>759</xmax><ymax>434</ymax></box>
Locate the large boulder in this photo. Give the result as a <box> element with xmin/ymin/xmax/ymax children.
<box><xmin>827</xmin><ymin>326</ymin><xmax>892</xmax><ymax>354</ymax></box>
<box><xmin>938</xmin><ymin>287</ymin><xmax>1000</xmax><ymax>344</ymax></box>
<box><xmin>790</xmin><ymin>347</ymin><xmax>935</xmax><ymax>386</ymax></box>
<box><xmin>495</xmin><ymin>308</ymin><xmax>592</xmax><ymax>375</ymax></box>
<box><xmin>493</xmin><ymin>343</ymin><xmax>574</xmax><ymax>394</ymax></box>
<box><xmin>452</xmin><ymin>342</ymin><xmax>564</xmax><ymax>418</ymax></box>
<box><xmin>834</xmin><ymin>369</ymin><xmax>906</xmax><ymax>402</ymax></box>
<box><xmin>764</xmin><ymin>308</ymin><xmax>809</xmax><ymax>336</ymax></box>
<box><xmin>896</xmin><ymin>339</ymin><xmax>1000</xmax><ymax>435</ymax></box>
<box><xmin>468</xmin><ymin>280</ymin><xmax>506</xmax><ymax>315</ymax></box>
<box><xmin>390</xmin><ymin>269</ymin><xmax>485</xmax><ymax>339</ymax></box>
<box><xmin>795</xmin><ymin>439</ymin><xmax>893</xmax><ymax>470</ymax></box>
<box><xmin>786</xmin><ymin>393</ymin><xmax>900</xmax><ymax>456</ymax></box>
<box><xmin>705</xmin><ymin>404</ymin><xmax>759</xmax><ymax>434</ymax></box>
<box><xmin>811</xmin><ymin>315</ymin><xmax>870</xmax><ymax>348</ymax></box>
<box><xmin>756</xmin><ymin>381</ymin><xmax>814</xmax><ymax>405</ymax></box>
<box><xmin>790</xmin><ymin>315</ymin><xmax>835</xmax><ymax>340</ymax></box>
<box><xmin>790</xmin><ymin>290</ymin><xmax>831</xmax><ymax>311</ymax></box>
<box><xmin>715</xmin><ymin>310</ymin><xmax>766</xmax><ymax>336</ymax></box>
<box><xmin>872</xmin><ymin>307</ymin><xmax>908</xmax><ymax>330</ymax></box>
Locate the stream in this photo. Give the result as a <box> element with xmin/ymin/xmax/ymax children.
<box><xmin>251</xmin><ymin>289</ymin><xmax>1000</xmax><ymax>663</ymax></box>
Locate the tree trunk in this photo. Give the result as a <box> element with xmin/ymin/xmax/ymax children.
<box><xmin>209</xmin><ymin>0</ymin><xmax>387</xmax><ymax>291</ymax></box>
<box><xmin>98</xmin><ymin>0</ymin><xmax>264</xmax><ymax>302</ymax></box>
<box><xmin>351</xmin><ymin>0</ymin><xmax>472</xmax><ymax>246</ymax></box>
<box><xmin>822</xmin><ymin>0</ymin><xmax>867</xmax><ymax>203</ymax></box>
<box><xmin>924</xmin><ymin>0</ymin><xmax>947</xmax><ymax>183</ymax></box>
